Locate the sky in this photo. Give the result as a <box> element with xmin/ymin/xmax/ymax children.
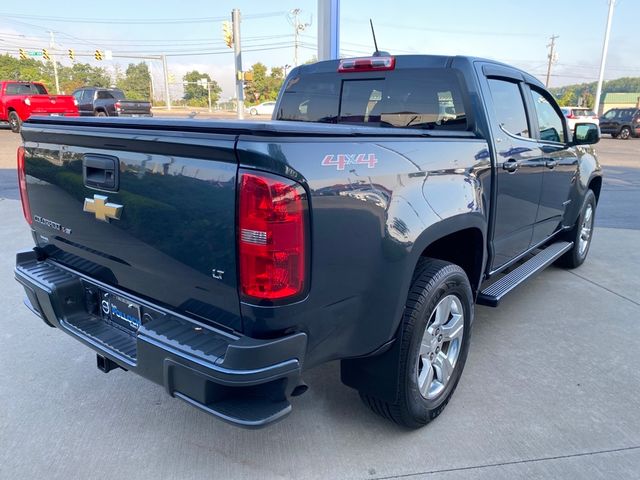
<box><xmin>1</xmin><ymin>0</ymin><xmax>638</xmax><ymax>100</ymax></box>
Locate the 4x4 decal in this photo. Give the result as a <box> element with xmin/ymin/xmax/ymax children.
<box><xmin>321</xmin><ymin>153</ymin><xmax>378</xmax><ymax>171</ymax></box>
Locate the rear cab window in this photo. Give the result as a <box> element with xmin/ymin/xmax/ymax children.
<box><xmin>276</xmin><ymin>67</ymin><xmax>469</xmax><ymax>131</ymax></box>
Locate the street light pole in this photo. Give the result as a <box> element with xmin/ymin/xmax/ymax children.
<box><xmin>161</xmin><ymin>54</ymin><xmax>171</xmax><ymax>111</ymax></box>
<box><xmin>49</xmin><ymin>31</ymin><xmax>60</xmax><ymax>94</ymax></box>
<box><xmin>232</xmin><ymin>8</ymin><xmax>244</xmax><ymax>119</ymax></box>
<box><xmin>594</xmin><ymin>0</ymin><xmax>616</xmax><ymax>115</ymax></box>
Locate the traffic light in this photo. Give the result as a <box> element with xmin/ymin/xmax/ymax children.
<box><xmin>68</xmin><ymin>49</ymin><xmax>75</xmax><ymax>61</ymax></box>
<box><xmin>222</xmin><ymin>21</ymin><xmax>233</xmax><ymax>48</ymax></box>
<box><xmin>42</xmin><ymin>49</ymin><xmax>50</xmax><ymax>61</ymax></box>
<box><xmin>95</xmin><ymin>50</ymin><xmax>103</xmax><ymax>61</ymax></box>
<box><xmin>19</xmin><ymin>49</ymin><xmax>27</xmax><ymax>60</ymax></box>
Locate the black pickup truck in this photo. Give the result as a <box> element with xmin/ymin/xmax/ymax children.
<box><xmin>15</xmin><ymin>54</ymin><xmax>602</xmax><ymax>429</ymax></box>
<box><xmin>72</xmin><ymin>87</ymin><xmax>152</xmax><ymax>118</ymax></box>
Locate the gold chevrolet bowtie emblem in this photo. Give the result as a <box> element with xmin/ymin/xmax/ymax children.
<box><xmin>83</xmin><ymin>194</ymin><xmax>123</xmax><ymax>222</ymax></box>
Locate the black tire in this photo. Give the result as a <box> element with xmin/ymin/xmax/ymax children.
<box><xmin>359</xmin><ymin>258</ymin><xmax>473</xmax><ymax>428</ymax></box>
<box><xmin>619</xmin><ymin>126</ymin><xmax>631</xmax><ymax>140</ymax></box>
<box><xmin>556</xmin><ymin>189</ymin><xmax>596</xmax><ymax>269</ymax></box>
<box><xmin>8</xmin><ymin>111</ymin><xmax>21</xmax><ymax>133</ymax></box>
<box><xmin>249</xmin><ymin>108</ymin><xmax>258</xmax><ymax>116</ymax></box>
<box><xmin>95</xmin><ymin>111</ymin><xmax>107</xmax><ymax>117</ymax></box>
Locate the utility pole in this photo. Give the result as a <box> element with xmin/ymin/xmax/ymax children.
<box><xmin>594</xmin><ymin>0</ymin><xmax>616</xmax><ymax>115</ymax></box>
<box><xmin>49</xmin><ymin>31</ymin><xmax>60</xmax><ymax>94</ymax></box>
<box><xmin>161</xmin><ymin>54</ymin><xmax>171</xmax><ymax>110</ymax></box>
<box><xmin>207</xmin><ymin>81</ymin><xmax>212</xmax><ymax>113</ymax></box>
<box><xmin>232</xmin><ymin>8</ymin><xmax>244</xmax><ymax>119</ymax></box>
<box><xmin>545</xmin><ymin>34</ymin><xmax>558</xmax><ymax>88</ymax></box>
<box><xmin>289</xmin><ymin>9</ymin><xmax>311</xmax><ymax>66</ymax></box>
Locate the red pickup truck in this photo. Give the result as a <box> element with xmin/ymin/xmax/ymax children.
<box><xmin>0</xmin><ymin>81</ymin><xmax>78</xmax><ymax>133</ymax></box>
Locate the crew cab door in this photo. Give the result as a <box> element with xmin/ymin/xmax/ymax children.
<box><xmin>524</xmin><ymin>84</ymin><xmax>577</xmax><ymax>244</ymax></box>
<box><xmin>77</xmin><ymin>88</ymin><xmax>95</xmax><ymax>115</ymax></box>
<box><xmin>481</xmin><ymin>69</ymin><xmax>545</xmax><ymax>270</ymax></box>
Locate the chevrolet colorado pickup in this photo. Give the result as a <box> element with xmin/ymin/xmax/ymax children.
<box><xmin>15</xmin><ymin>55</ymin><xmax>602</xmax><ymax>429</ymax></box>
<box><xmin>1</xmin><ymin>81</ymin><xmax>79</xmax><ymax>133</ymax></box>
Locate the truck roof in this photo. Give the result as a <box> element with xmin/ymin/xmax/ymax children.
<box><xmin>294</xmin><ymin>54</ymin><xmax>544</xmax><ymax>89</ymax></box>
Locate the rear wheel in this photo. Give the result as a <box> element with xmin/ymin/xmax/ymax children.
<box><xmin>95</xmin><ymin>111</ymin><xmax>107</xmax><ymax>117</ymax></box>
<box><xmin>556</xmin><ymin>189</ymin><xmax>596</xmax><ymax>269</ymax></box>
<box><xmin>250</xmin><ymin>108</ymin><xmax>258</xmax><ymax>116</ymax></box>
<box><xmin>8</xmin><ymin>111</ymin><xmax>21</xmax><ymax>133</ymax></box>
<box><xmin>359</xmin><ymin>258</ymin><xmax>473</xmax><ymax>428</ymax></box>
<box><xmin>619</xmin><ymin>126</ymin><xmax>631</xmax><ymax>140</ymax></box>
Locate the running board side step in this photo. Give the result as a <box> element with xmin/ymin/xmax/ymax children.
<box><xmin>477</xmin><ymin>241</ymin><xmax>573</xmax><ymax>307</ymax></box>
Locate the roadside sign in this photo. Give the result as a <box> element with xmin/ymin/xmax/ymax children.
<box><xmin>28</xmin><ymin>51</ymin><xmax>43</xmax><ymax>57</ymax></box>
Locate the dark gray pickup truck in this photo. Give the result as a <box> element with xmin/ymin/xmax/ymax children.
<box><xmin>72</xmin><ymin>87</ymin><xmax>152</xmax><ymax>118</ymax></box>
<box><xmin>15</xmin><ymin>54</ymin><xmax>602</xmax><ymax>429</ymax></box>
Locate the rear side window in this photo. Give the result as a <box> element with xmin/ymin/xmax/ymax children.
<box><xmin>487</xmin><ymin>79</ymin><xmax>529</xmax><ymax>138</ymax></box>
<box><xmin>277</xmin><ymin>68</ymin><xmax>468</xmax><ymax>130</ymax></box>
<box><xmin>5</xmin><ymin>83</ymin><xmax>46</xmax><ymax>95</ymax></box>
<box><xmin>97</xmin><ymin>90</ymin><xmax>114</xmax><ymax>100</ymax></box>
<box><xmin>111</xmin><ymin>89</ymin><xmax>126</xmax><ymax>100</ymax></box>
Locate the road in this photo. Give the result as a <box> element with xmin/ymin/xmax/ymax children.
<box><xmin>0</xmin><ymin>128</ymin><xmax>639</xmax><ymax>479</ymax></box>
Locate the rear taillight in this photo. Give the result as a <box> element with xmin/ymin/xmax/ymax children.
<box><xmin>115</xmin><ymin>102</ymin><xmax>121</xmax><ymax>111</ymax></box>
<box><xmin>238</xmin><ymin>170</ymin><xmax>308</xmax><ymax>301</ymax></box>
<box><xmin>566</xmin><ymin>113</ymin><xmax>575</xmax><ymax>119</ymax></box>
<box><xmin>17</xmin><ymin>146</ymin><xmax>32</xmax><ymax>225</ymax></box>
<box><xmin>338</xmin><ymin>56</ymin><xmax>395</xmax><ymax>72</ymax></box>
<box><xmin>73</xmin><ymin>98</ymin><xmax>78</xmax><ymax>106</ymax></box>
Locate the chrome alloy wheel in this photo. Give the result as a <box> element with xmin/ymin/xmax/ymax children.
<box><xmin>579</xmin><ymin>204</ymin><xmax>594</xmax><ymax>256</ymax></box>
<box><xmin>417</xmin><ymin>294</ymin><xmax>464</xmax><ymax>400</ymax></box>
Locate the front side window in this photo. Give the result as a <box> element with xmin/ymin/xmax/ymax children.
<box><xmin>487</xmin><ymin>79</ymin><xmax>529</xmax><ymax>138</ymax></box>
<box><xmin>530</xmin><ymin>88</ymin><xmax>565</xmax><ymax>143</ymax></box>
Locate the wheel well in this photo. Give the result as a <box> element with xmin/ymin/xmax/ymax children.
<box><xmin>589</xmin><ymin>176</ymin><xmax>602</xmax><ymax>203</ymax></box>
<box><xmin>419</xmin><ymin>228</ymin><xmax>484</xmax><ymax>293</ymax></box>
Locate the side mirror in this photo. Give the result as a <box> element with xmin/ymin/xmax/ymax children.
<box><xmin>572</xmin><ymin>123</ymin><xmax>600</xmax><ymax>145</ymax></box>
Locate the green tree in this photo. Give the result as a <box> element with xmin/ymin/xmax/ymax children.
<box><xmin>116</xmin><ymin>62</ymin><xmax>151</xmax><ymax>100</ymax></box>
<box><xmin>243</xmin><ymin>63</ymin><xmax>285</xmax><ymax>105</ymax></box>
<box><xmin>557</xmin><ymin>88</ymin><xmax>576</xmax><ymax>106</ymax></box>
<box><xmin>182</xmin><ymin>70</ymin><xmax>221</xmax><ymax>107</ymax></box>
<box><xmin>58</xmin><ymin>63</ymin><xmax>111</xmax><ymax>93</ymax></box>
<box><xmin>0</xmin><ymin>54</ymin><xmax>53</xmax><ymax>86</ymax></box>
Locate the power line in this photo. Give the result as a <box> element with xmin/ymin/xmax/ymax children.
<box><xmin>342</xmin><ymin>17</ymin><xmax>548</xmax><ymax>38</ymax></box>
<box><xmin>0</xmin><ymin>11</ymin><xmax>287</xmax><ymax>25</ymax></box>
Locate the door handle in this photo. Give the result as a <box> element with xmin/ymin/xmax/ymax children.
<box><xmin>545</xmin><ymin>159</ymin><xmax>557</xmax><ymax>169</ymax></box>
<box><xmin>83</xmin><ymin>154</ymin><xmax>119</xmax><ymax>191</ymax></box>
<box><xmin>502</xmin><ymin>158</ymin><xmax>519</xmax><ymax>173</ymax></box>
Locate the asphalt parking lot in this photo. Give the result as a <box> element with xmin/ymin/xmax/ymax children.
<box><xmin>0</xmin><ymin>128</ymin><xmax>639</xmax><ymax>479</ymax></box>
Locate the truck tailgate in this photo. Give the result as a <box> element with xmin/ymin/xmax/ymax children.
<box><xmin>28</xmin><ymin>94</ymin><xmax>77</xmax><ymax>114</ymax></box>
<box><xmin>118</xmin><ymin>100</ymin><xmax>152</xmax><ymax>115</ymax></box>
<box><xmin>21</xmin><ymin>122</ymin><xmax>241</xmax><ymax>331</ymax></box>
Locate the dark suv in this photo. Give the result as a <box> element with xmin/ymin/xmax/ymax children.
<box><xmin>599</xmin><ymin>108</ymin><xmax>640</xmax><ymax>139</ymax></box>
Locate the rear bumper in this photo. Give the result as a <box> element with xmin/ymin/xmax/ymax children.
<box><xmin>30</xmin><ymin>112</ymin><xmax>79</xmax><ymax>117</ymax></box>
<box><xmin>116</xmin><ymin>112</ymin><xmax>153</xmax><ymax>117</ymax></box>
<box><xmin>15</xmin><ymin>249</ymin><xmax>307</xmax><ymax>428</ymax></box>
